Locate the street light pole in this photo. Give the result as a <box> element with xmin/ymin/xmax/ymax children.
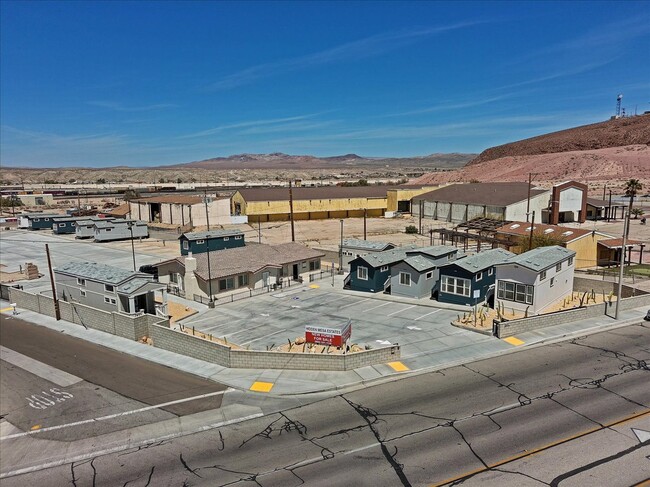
<box><xmin>614</xmin><ymin>209</ymin><xmax>629</xmax><ymax>320</ymax></box>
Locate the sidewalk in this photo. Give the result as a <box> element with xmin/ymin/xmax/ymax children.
<box><xmin>1</xmin><ymin>298</ymin><xmax>646</xmax><ymax>396</ymax></box>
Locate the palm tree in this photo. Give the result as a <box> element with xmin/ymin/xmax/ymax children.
<box><xmin>624</xmin><ymin>179</ymin><xmax>643</xmax><ymax>236</ymax></box>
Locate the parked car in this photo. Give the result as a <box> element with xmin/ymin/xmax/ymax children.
<box><xmin>645</xmin><ymin>309</ymin><xmax>650</xmax><ymax>321</ymax></box>
<box><xmin>139</xmin><ymin>264</ymin><xmax>159</xmax><ymax>281</ymax></box>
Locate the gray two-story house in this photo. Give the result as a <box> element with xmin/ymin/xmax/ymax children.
<box><xmin>54</xmin><ymin>261</ymin><xmax>167</xmax><ymax>316</ymax></box>
<box><xmin>340</xmin><ymin>239</ymin><xmax>396</xmax><ymax>270</ymax></box>
<box><xmin>390</xmin><ymin>246</ymin><xmax>461</xmax><ymax>299</ymax></box>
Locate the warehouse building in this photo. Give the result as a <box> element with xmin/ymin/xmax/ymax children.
<box><xmin>412</xmin><ymin>181</ymin><xmax>588</xmax><ymax>225</ymax></box>
<box><xmin>129</xmin><ymin>194</ymin><xmax>233</xmax><ymax>228</ymax></box>
<box><xmin>231</xmin><ymin>185</ymin><xmax>437</xmax><ymax>222</ymax></box>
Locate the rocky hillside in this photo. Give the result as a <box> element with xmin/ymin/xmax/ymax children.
<box><xmin>411</xmin><ymin>144</ymin><xmax>650</xmax><ymax>192</ymax></box>
<box><xmin>469</xmin><ymin>115</ymin><xmax>650</xmax><ymax>165</ymax></box>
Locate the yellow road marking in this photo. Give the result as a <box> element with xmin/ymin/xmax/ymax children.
<box><xmin>387</xmin><ymin>361</ymin><xmax>409</xmax><ymax>372</ymax></box>
<box><xmin>309</xmin><ymin>284</ymin><xmax>320</xmax><ymax>289</ymax></box>
<box><xmin>30</xmin><ymin>425</ymin><xmax>41</xmax><ymax>431</ymax></box>
<box><xmin>249</xmin><ymin>381</ymin><xmax>274</xmax><ymax>393</ymax></box>
<box><xmin>503</xmin><ymin>336</ymin><xmax>524</xmax><ymax>346</ymax></box>
<box><xmin>429</xmin><ymin>410</ymin><xmax>650</xmax><ymax>486</ymax></box>
<box><xmin>0</xmin><ymin>307</ymin><xmax>14</xmax><ymax>313</ymax></box>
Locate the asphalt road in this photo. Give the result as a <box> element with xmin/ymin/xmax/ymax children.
<box><xmin>2</xmin><ymin>322</ymin><xmax>648</xmax><ymax>486</ymax></box>
<box><xmin>0</xmin><ymin>314</ymin><xmax>227</xmax><ymax>439</ymax></box>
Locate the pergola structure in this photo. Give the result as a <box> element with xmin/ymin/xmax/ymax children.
<box><xmin>433</xmin><ymin>218</ymin><xmax>513</xmax><ymax>252</ymax></box>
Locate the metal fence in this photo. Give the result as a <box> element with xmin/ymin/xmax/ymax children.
<box><xmin>195</xmin><ymin>278</ymin><xmax>299</xmax><ymax>307</ymax></box>
<box><xmin>309</xmin><ymin>267</ymin><xmax>335</xmax><ymax>282</ymax></box>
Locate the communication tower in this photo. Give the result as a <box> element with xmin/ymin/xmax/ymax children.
<box><xmin>616</xmin><ymin>94</ymin><xmax>623</xmax><ymax>118</ymax></box>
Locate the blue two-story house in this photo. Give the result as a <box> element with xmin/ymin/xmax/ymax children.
<box><xmin>437</xmin><ymin>248</ymin><xmax>514</xmax><ymax>307</ymax></box>
<box><xmin>346</xmin><ymin>245</ymin><xmax>460</xmax><ymax>294</ymax></box>
<box><xmin>179</xmin><ymin>230</ymin><xmax>245</xmax><ymax>255</ymax></box>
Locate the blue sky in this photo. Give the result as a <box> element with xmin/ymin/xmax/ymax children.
<box><xmin>1</xmin><ymin>1</ymin><xmax>649</xmax><ymax>168</ymax></box>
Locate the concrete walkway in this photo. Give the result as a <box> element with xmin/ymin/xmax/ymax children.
<box><xmin>1</xmin><ymin>297</ymin><xmax>646</xmax><ymax>396</ymax></box>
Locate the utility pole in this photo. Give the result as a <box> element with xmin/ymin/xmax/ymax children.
<box><xmin>608</xmin><ymin>190</ymin><xmax>613</xmax><ymax>222</ymax></box>
<box><xmin>419</xmin><ymin>200</ymin><xmax>423</xmax><ymax>234</ymax></box>
<box><xmin>615</xmin><ymin>209</ymin><xmax>629</xmax><ymax>320</ymax></box>
<box><xmin>363</xmin><ymin>209</ymin><xmax>367</xmax><ymax>240</ymax></box>
<box><xmin>289</xmin><ymin>180</ymin><xmax>295</xmax><ymax>242</ymax></box>
<box><xmin>128</xmin><ymin>223</ymin><xmax>136</xmax><ymax>271</ymax></box>
<box><xmin>528</xmin><ymin>211</ymin><xmax>535</xmax><ymax>251</ymax></box>
<box><xmin>45</xmin><ymin>244</ymin><xmax>61</xmax><ymax>321</ymax></box>
<box><xmin>602</xmin><ymin>183</ymin><xmax>606</xmax><ymax>202</ymax></box>
<box><xmin>339</xmin><ymin>219</ymin><xmax>344</xmax><ymax>273</ymax></box>
<box><xmin>258</xmin><ymin>219</ymin><xmax>261</xmax><ymax>244</ymax></box>
<box><xmin>429</xmin><ymin>229</ymin><xmax>434</xmax><ymax>245</ymax></box>
<box><xmin>204</xmin><ymin>190</ymin><xmax>210</xmax><ymax>230</ymax></box>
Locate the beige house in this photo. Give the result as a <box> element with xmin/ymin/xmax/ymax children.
<box><xmin>154</xmin><ymin>242</ymin><xmax>325</xmax><ymax>301</ymax></box>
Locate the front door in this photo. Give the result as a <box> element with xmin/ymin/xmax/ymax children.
<box><xmin>292</xmin><ymin>264</ymin><xmax>299</xmax><ymax>279</ymax></box>
<box><xmin>262</xmin><ymin>272</ymin><xmax>270</xmax><ymax>287</ymax></box>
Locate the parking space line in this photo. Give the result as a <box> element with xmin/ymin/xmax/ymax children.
<box><xmin>340</xmin><ymin>298</ymin><xmax>370</xmax><ymax>309</ymax></box>
<box><xmin>387</xmin><ymin>305</ymin><xmax>415</xmax><ymax>317</ymax></box>
<box><xmin>364</xmin><ymin>302</ymin><xmax>391</xmax><ymax>312</ymax></box>
<box><xmin>224</xmin><ymin>322</ymin><xmax>270</xmax><ymax>338</ymax></box>
<box><xmin>201</xmin><ymin>319</ymin><xmax>244</xmax><ymax>332</ymax></box>
<box><xmin>239</xmin><ymin>329</ymin><xmax>287</xmax><ymax>346</ymax></box>
<box><xmin>413</xmin><ymin>309</ymin><xmax>442</xmax><ymax>321</ymax></box>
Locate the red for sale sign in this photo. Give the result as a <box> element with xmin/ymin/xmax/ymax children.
<box><xmin>305</xmin><ymin>321</ymin><xmax>352</xmax><ymax>347</ymax></box>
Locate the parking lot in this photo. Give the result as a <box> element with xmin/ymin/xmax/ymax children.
<box><xmin>179</xmin><ymin>283</ymin><xmax>509</xmax><ymax>369</ymax></box>
<box><xmin>1</xmin><ymin>228</ymin><xmax>512</xmax><ymax>372</ymax></box>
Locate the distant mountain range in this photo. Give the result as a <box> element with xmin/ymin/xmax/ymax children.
<box><xmin>171</xmin><ymin>152</ymin><xmax>475</xmax><ymax>170</ymax></box>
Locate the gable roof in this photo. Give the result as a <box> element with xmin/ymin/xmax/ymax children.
<box><xmin>342</xmin><ymin>239</ymin><xmax>395</xmax><ymax>251</ymax></box>
<box><xmin>180</xmin><ymin>229</ymin><xmax>244</xmax><ymax>241</ymax></box>
<box><xmin>495</xmin><ymin>222</ymin><xmax>612</xmax><ymax>243</ymax></box>
<box><xmin>356</xmin><ymin>245</ymin><xmax>458</xmax><ymax>268</ymax></box>
<box><xmin>161</xmin><ymin>243</ymin><xmax>325</xmax><ymax>280</ymax></box>
<box><xmin>412</xmin><ymin>182</ymin><xmax>548</xmax><ymax>207</ymax></box>
<box><xmin>598</xmin><ymin>238</ymin><xmax>644</xmax><ymax>249</ymax></box>
<box><xmin>131</xmin><ymin>194</ymin><xmax>206</xmax><ymax>205</ymax></box>
<box><xmin>442</xmin><ymin>248</ymin><xmax>515</xmax><ymax>273</ymax></box>
<box><xmin>107</xmin><ymin>203</ymin><xmax>131</xmax><ymax>217</ymax></box>
<box><xmin>498</xmin><ymin>245</ymin><xmax>576</xmax><ymax>272</ymax></box>
<box><xmin>55</xmin><ymin>261</ymin><xmax>149</xmax><ymax>285</ymax></box>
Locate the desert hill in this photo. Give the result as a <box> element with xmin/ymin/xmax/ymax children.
<box><xmin>469</xmin><ymin>115</ymin><xmax>650</xmax><ymax>165</ymax></box>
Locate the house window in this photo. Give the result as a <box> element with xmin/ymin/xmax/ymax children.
<box><xmin>309</xmin><ymin>260</ymin><xmax>321</xmax><ymax>271</ymax></box>
<box><xmin>224</xmin><ymin>237</ymin><xmax>229</xmax><ymax>241</ymax></box>
<box><xmin>182</xmin><ymin>241</ymin><xmax>189</xmax><ymax>250</ymax></box>
<box><xmin>80</xmin><ymin>290</ymin><xmax>86</xmax><ymax>297</ymax></box>
<box><xmin>488</xmin><ymin>268</ymin><xmax>493</xmax><ymax>276</ymax></box>
<box><xmin>197</xmin><ymin>239</ymin><xmax>205</xmax><ymax>245</ymax></box>
<box><xmin>235</xmin><ymin>235</ymin><xmax>242</xmax><ymax>240</ymax></box>
<box><xmin>169</xmin><ymin>272</ymin><xmax>179</xmax><ymax>284</ymax></box>
<box><xmin>104</xmin><ymin>284</ymin><xmax>115</xmax><ymax>293</ymax></box>
<box><xmin>302</xmin><ymin>261</ymin><xmax>307</xmax><ymax>269</ymax></box>
<box><xmin>380</xmin><ymin>265</ymin><xmax>389</xmax><ymax>272</ymax></box>
<box><xmin>441</xmin><ymin>276</ymin><xmax>471</xmax><ymax>297</ymax></box>
<box><xmin>540</xmin><ymin>270</ymin><xmax>547</xmax><ymax>280</ymax></box>
<box><xmin>550</xmin><ymin>277</ymin><xmax>555</xmax><ymax>287</ymax></box>
<box><xmin>77</xmin><ymin>278</ymin><xmax>86</xmax><ymax>286</ymax></box>
<box><xmin>556</xmin><ymin>262</ymin><xmax>562</xmax><ymax>272</ymax></box>
<box><xmin>476</xmin><ymin>272</ymin><xmax>483</xmax><ymax>282</ymax></box>
<box><xmin>426</xmin><ymin>271</ymin><xmax>434</xmax><ymax>279</ymax></box>
<box><xmin>34</xmin><ymin>218</ymin><xmax>40</xmax><ymax>222</ymax></box>
<box><xmin>105</xmin><ymin>228</ymin><xmax>112</xmax><ymax>232</ymax></box>
<box><xmin>59</xmin><ymin>223</ymin><xmax>66</xmax><ymax>227</ymax></box>
<box><xmin>219</xmin><ymin>277</ymin><xmax>235</xmax><ymax>290</ymax></box>
<box><xmin>497</xmin><ymin>280</ymin><xmax>534</xmax><ymax>304</ymax></box>
<box><xmin>238</xmin><ymin>274</ymin><xmax>249</xmax><ymax>287</ymax></box>
<box><xmin>357</xmin><ymin>266</ymin><xmax>368</xmax><ymax>280</ymax></box>
<box><xmin>104</xmin><ymin>296</ymin><xmax>116</xmax><ymax>305</ymax></box>
<box><xmin>399</xmin><ymin>272</ymin><xmax>411</xmax><ymax>286</ymax></box>
<box><xmin>568</xmin><ymin>257</ymin><xmax>574</xmax><ymax>266</ymax></box>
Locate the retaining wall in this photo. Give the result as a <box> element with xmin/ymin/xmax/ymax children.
<box><xmin>573</xmin><ymin>277</ymin><xmax>647</xmax><ymax>298</ymax></box>
<box><xmin>150</xmin><ymin>324</ymin><xmax>400</xmax><ymax>371</ymax></box>
<box><xmin>495</xmin><ymin>292</ymin><xmax>650</xmax><ymax>338</ymax></box>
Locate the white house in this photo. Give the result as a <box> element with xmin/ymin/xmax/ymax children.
<box><xmin>494</xmin><ymin>245</ymin><xmax>576</xmax><ymax>315</ymax></box>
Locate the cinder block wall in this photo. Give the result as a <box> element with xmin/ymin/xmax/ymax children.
<box><xmin>150</xmin><ymin>324</ymin><xmax>232</xmax><ymax>366</ymax></box>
